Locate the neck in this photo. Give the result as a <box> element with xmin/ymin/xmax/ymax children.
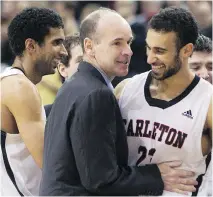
<box><xmin>12</xmin><ymin>57</ymin><xmax>42</xmax><ymax>85</ymax></box>
<box><xmin>83</xmin><ymin>55</ymin><xmax>114</xmax><ymax>81</ymax></box>
<box><xmin>151</xmin><ymin>65</ymin><xmax>195</xmax><ymax>94</ymax></box>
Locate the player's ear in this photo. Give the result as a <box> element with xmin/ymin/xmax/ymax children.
<box><xmin>25</xmin><ymin>38</ymin><xmax>37</xmax><ymax>54</ymax></box>
<box><xmin>180</xmin><ymin>43</ymin><xmax>193</xmax><ymax>58</ymax></box>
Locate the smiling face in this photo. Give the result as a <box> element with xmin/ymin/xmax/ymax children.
<box><xmin>34</xmin><ymin>27</ymin><xmax>67</xmax><ymax>76</ymax></box>
<box><xmin>146</xmin><ymin>29</ymin><xmax>183</xmax><ymax>80</ymax></box>
<box><xmin>88</xmin><ymin>13</ymin><xmax>133</xmax><ymax>77</ymax></box>
<box><xmin>189</xmin><ymin>51</ymin><xmax>212</xmax><ymax>84</ymax></box>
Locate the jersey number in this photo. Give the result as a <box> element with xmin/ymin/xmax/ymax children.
<box><xmin>136</xmin><ymin>146</ymin><xmax>156</xmax><ymax>166</ymax></box>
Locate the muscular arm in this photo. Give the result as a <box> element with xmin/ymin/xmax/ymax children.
<box><xmin>3</xmin><ymin>76</ymin><xmax>45</xmax><ymax>168</ymax></box>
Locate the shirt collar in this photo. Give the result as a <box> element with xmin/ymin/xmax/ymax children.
<box><xmin>95</xmin><ymin>66</ymin><xmax>114</xmax><ymax>91</ymax></box>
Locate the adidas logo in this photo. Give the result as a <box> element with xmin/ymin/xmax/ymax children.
<box><xmin>182</xmin><ymin>110</ymin><xmax>193</xmax><ymax>119</ymax></box>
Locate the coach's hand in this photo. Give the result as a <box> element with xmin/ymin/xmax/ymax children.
<box><xmin>158</xmin><ymin>161</ymin><xmax>198</xmax><ymax>195</ymax></box>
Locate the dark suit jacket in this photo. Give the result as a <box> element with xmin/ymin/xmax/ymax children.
<box><xmin>44</xmin><ymin>104</ymin><xmax>52</xmax><ymax>118</ymax></box>
<box><xmin>40</xmin><ymin>61</ymin><xmax>164</xmax><ymax>196</ymax></box>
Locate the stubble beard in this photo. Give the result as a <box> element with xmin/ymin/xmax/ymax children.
<box><xmin>151</xmin><ymin>54</ymin><xmax>182</xmax><ymax>81</ymax></box>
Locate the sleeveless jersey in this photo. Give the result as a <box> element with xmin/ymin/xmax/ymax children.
<box><xmin>0</xmin><ymin>68</ymin><xmax>46</xmax><ymax>196</ymax></box>
<box><xmin>119</xmin><ymin>71</ymin><xmax>213</xmax><ymax>196</ymax></box>
<box><xmin>197</xmin><ymin>153</ymin><xmax>212</xmax><ymax>196</ymax></box>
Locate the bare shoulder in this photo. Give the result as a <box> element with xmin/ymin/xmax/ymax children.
<box><xmin>2</xmin><ymin>75</ymin><xmax>39</xmax><ymax>100</ymax></box>
<box><xmin>2</xmin><ymin>75</ymin><xmax>42</xmax><ymax>115</ymax></box>
<box><xmin>114</xmin><ymin>78</ymin><xmax>130</xmax><ymax>100</ymax></box>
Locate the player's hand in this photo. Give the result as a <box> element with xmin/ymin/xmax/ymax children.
<box><xmin>157</xmin><ymin>161</ymin><xmax>198</xmax><ymax>195</ymax></box>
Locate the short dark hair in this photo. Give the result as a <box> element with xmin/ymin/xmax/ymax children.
<box><xmin>61</xmin><ymin>35</ymin><xmax>81</xmax><ymax>68</ymax></box>
<box><xmin>79</xmin><ymin>7</ymin><xmax>117</xmax><ymax>53</ymax></box>
<box><xmin>59</xmin><ymin>35</ymin><xmax>82</xmax><ymax>83</ymax></box>
<box><xmin>8</xmin><ymin>7</ymin><xmax>64</xmax><ymax>56</ymax></box>
<box><xmin>148</xmin><ymin>7</ymin><xmax>199</xmax><ymax>51</ymax></box>
<box><xmin>194</xmin><ymin>34</ymin><xmax>212</xmax><ymax>53</ymax></box>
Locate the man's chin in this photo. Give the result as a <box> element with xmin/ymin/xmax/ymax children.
<box><xmin>151</xmin><ymin>71</ymin><xmax>164</xmax><ymax>80</ymax></box>
<box><xmin>116</xmin><ymin>69</ymin><xmax>129</xmax><ymax>77</ymax></box>
<box><xmin>52</xmin><ymin>67</ymin><xmax>57</xmax><ymax>73</ymax></box>
<box><xmin>43</xmin><ymin>68</ymin><xmax>56</xmax><ymax>76</ymax></box>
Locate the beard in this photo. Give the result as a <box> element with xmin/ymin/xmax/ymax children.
<box><xmin>35</xmin><ymin>56</ymin><xmax>55</xmax><ymax>76</ymax></box>
<box><xmin>151</xmin><ymin>54</ymin><xmax>182</xmax><ymax>81</ymax></box>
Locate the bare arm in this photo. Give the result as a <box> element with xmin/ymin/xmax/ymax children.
<box><xmin>113</xmin><ymin>79</ymin><xmax>130</xmax><ymax>100</ymax></box>
<box><xmin>4</xmin><ymin>76</ymin><xmax>45</xmax><ymax>168</ymax></box>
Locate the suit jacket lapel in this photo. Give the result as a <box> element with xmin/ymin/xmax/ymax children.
<box><xmin>78</xmin><ymin>61</ymin><xmax>108</xmax><ymax>87</ymax></box>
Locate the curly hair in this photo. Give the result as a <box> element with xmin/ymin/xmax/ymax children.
<box><xmin>148</xmin><ymin>7</ymin><xmax>199</xmax><ymax>51</ymax></box>
<box><xmin>194</xmin><ymin>34</ymin><xmax>212</xmax><ymax>53</ymax></box>
<box><xmin>8</xmin><ymin>7</ymin><xmax>64</xmax><ymax>56</ymax></box>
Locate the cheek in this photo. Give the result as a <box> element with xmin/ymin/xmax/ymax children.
<box><xmin>97</xmin><ymin>46</ymin><xmax>115</xmax><ymax>57</ymax></box>
<box><xmin>156</xmin><ymin>56</ymin><xmax>168</xmax><ymax>65</ymax></box>
<box><xmin>95</xmin><ymin>45</ymin><xmax>105</xmax><ymax>56</ymax></box>
<box><xmin>68</xmin><ymin>61</ymin><xmax>78</xmax><ymax>72</ymax></box>
<box><xmin>71</xmin><ymin>63</ymin><xmax>78</xmax><ymax>72</ymax></box>
<box><xmin>68</xmin><ymin>60</ymin><xmax>74</xmax><ymax>70</ymax></box>
<box><xmin>193</xmin><ymin>70</ymin><xmax>200</xmax><ymax>75</ymax></box>
<box><xmin>165</xmin><ymin>55</ymin><xmax>178</xmax><ymax>66</ymax></box>
<box><xmin>42</xmin><ymin>51</ymin><xmax>52</xmax><ymax>62</ymax></box>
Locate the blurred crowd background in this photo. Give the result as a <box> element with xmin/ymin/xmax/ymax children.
<box><xmin>1</xmin><ymin>1</ymin><xmax>212</xmax><ymax>105</ymax></box>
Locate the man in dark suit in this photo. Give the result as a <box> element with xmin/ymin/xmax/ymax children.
<box><xmin>40</xmin><ymin>8</ymin><xmax>197</xmax><ymax>196</ymax></box>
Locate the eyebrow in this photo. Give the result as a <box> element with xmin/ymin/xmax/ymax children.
<box><xmin>189</xmin><ymin>62</ymin><xmax>202</xmax><ymax>66</ymax></box>
<box><xmin>52</xmin><ymin>38</ymin><xmax>64</xmax><ymax>43</ymax></box>
<box><xmin>112</xmin><ymin>36</ymin><xmax>134</xmax><ymax>44</ymax></box>
<box><xmin>190</xmin><ymin>61</ymin><xmax>212</xmax><ymax>65</ymax></box>
<box><xmin>145</xmin><ymin>41</ymin><xmax>167</xmax><ymax>51</ymax></box>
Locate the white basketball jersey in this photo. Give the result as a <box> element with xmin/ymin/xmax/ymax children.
<box><xmin>119</xmin><ymin>71</ymin><xmax>213</xmax><ymax>196</ymax></box>
<box><xmin>197</xmin><ymin>153</ymin><xmax>212</xmax><ymax>196</ymax></box>
<box><xmin>0</xmin><ymin>68</ymin><xmax>46</xmax><ymax>196</ymax></box>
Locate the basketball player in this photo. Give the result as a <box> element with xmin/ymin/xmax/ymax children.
<box><xmin>44</xmin><ymin>34</ymin><xmax>83</xmax><ymax>117</ymax></box>
<box><xmin>115</xmin><ymin>7</ymin><xmax>212</xmax><ymax>196</ymax></box>
<box><xmin>41</xmin><ymin>8</ymin><xmax>198</xmax><ymax>196</ymax></box>
<box><xmin>189</xmin><ymin>34</ymin><xmax>212</xmax><ymax>196</ymax></box>
<box><xmin>1</xmin><ymin>7</ymin><xmax>67</xmax><ymax>196</ymax></box>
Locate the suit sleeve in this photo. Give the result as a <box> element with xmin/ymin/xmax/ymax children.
<box><xmin>44</xmin><ymin>104</ymin><xmax>52</xmax><ymax>118</ymax></box>
<box><xmin>70</xmin><ymin>88</ymin><xmax>164</xmax><ymax>196</ymax></box>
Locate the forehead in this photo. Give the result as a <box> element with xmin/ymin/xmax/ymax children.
<box><xmin>189</xmin><ymin>51</ymin><xmax>212</xmax><ymax>63</ymax></box>
<box><xmin>97</xmin><ymin>14</ymin><xmax>133</xmax><ymax>42</ymax></box>
<box><xmin>44</xmin><ymin>27</ymin><xmax>65</xmax><ymax>42</ymax></box>
<box><xmin>146</xmin><ymin>29</ymin><xmax>177</xmax><ymax>49</ymax></box>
